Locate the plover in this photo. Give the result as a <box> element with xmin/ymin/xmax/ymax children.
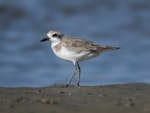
<box><xmin>41</xmin><ymin>30</ymin><xmax>120</xmax><ymax>87</ymax></box>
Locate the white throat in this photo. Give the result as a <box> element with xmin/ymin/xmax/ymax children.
<box><xmin>51</xmin><ymin>39</ymin><xmax>61</xmax><ymax>48</ymax></box>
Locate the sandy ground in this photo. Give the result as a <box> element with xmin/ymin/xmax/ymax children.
<box><xmin>0</xmin><ymin>83</ymin><xmax>150</xmax><ymax>113</ymax></box>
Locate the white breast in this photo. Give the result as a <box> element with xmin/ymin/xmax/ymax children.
<box><xmin>51</xmin><ymin>45</ymin><xmax>98</xmax><ymax>62</ymax></box>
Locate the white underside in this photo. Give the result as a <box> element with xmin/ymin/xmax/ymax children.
<box><xmin>52</xmin><ymin>45</ymin><xmax>99</xmax><ymax>63</ymax></box>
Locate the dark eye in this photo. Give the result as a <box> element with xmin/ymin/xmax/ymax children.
<box><xmin>52</xmin><ymin>33</ymin><xmax>58</xmax><ymax>37</ymax></box>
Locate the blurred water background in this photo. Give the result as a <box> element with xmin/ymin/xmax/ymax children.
<box><xmin>0</xmin><ymin>0</ymin><xmax>150</xmax><ymax>87</ymax></box>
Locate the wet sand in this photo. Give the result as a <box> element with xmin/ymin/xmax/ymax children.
<box><xmin>0</xmin><ymin>83</ymin><xmax>150</xmax><ymax>113</ymax></box>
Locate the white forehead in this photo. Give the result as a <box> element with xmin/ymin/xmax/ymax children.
<box><xmin>47</xmin><ymin>30</ymin><xmax>62</xmax><ymax>37</ymax></box>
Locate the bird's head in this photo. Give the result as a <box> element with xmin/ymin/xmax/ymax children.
<box><xmin>40</xmin><ymin>30</ymin><xmax>64</xmax><ymax>43</ymax></box>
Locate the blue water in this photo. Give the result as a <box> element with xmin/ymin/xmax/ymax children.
<box><xmin>0</xmin><ymin>0</ymin><xmax>150</xmax><ymax>87</ymax></box>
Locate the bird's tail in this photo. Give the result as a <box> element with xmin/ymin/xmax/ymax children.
<box><xmin>106</xmin><ymin>46</ymin><xmax>120</xmax><ymax>50</ymax></box>
<box><xmin>97</xmin><ymin>45</ymin><xmax>120</xmax><ymax>53</ymax></box>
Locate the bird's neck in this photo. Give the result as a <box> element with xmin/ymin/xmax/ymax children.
<box><xmin>51</xmin><ymin>40</ymin><xmax>61</xmax><ymax>48</ymax></box>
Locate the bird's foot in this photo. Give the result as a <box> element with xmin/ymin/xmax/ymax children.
<box><xmin>65</xmin><ymin>84</ymin><xmax>69</xmax><ymax>87</ymax></box>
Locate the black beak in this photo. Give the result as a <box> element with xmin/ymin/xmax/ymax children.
<box><xmin>40</xmin><ymin>36</ymin><xmax>49</xmax><ymax>42</ymax></box>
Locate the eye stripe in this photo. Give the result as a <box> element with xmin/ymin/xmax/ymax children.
<box><xmin>52</xmin><ymin>33</ymin><xmax>58</xmax><ymax>37</ymax></box>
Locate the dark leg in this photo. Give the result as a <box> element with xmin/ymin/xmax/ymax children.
<box><xmin>65</xmin><ymin>62</ymin><xmax>77</xmax><ymax>87</ymax></box>
<box><xmin>77</xmin><ymin>62</ymin><xmax>81</xmax><ymax>87</ymax></box>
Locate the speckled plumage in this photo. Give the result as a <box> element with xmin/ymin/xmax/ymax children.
<box><xmin>41</xmin><ymin>30</ymin><xmax>120</xmax><ymax>87</ymax></box>
<box><xmin>54</xmin><ymin>36</ymin><xmax>119</xmax><ymax>54</ymax></box>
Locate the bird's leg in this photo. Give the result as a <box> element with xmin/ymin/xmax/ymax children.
<box><xmin>77</xmin><ymin>62</ymin><xmax>81</xmax><ymax>87</ymax></box>
<box><xmin>65</xmin><ymin>62</ymin><xmax>77</xmax><ymax>87</ymax></box>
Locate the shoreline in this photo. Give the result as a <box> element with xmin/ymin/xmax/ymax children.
<box><xmin>0</xmin><ymin>83</ymin><xmax>150</xmax><ymax>113</ymax></box>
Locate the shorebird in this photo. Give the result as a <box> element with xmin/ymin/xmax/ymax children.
<box><xmin>41</xmin><ymin>30</ymin><xmax>120</xmax><ymax>87</ymax></box>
